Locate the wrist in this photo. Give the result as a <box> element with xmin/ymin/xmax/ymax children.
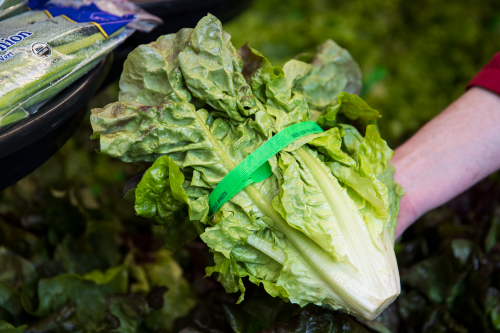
<box><xmin>391</xmin><ymin>154</ymin><xmax>421</xmax><ymax>239</ymax></box>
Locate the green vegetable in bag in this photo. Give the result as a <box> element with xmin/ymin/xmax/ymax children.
<box><xmin>0</xmin><ymin>15</ymin><xmax>131</xmax><ymax>131</ymax></box>
<box><xmin>0</xmin><ymin>0</ymin><xmax>27</xmax><ymax>21</ymax></box>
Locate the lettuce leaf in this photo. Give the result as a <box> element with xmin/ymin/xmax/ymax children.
<box><xmin>287</xmin><ymin>39</ymin><xmax>362</xmax><ymax>111</ymax></box>
<box><xmin>0</xmin><ymin>321</ymin><xmax>27</xmax><ymax>333</ymax></box>
<box><xmin>0</xmin><ymin>243</ymin><xmax>195</xmax><ymax>332</ymax></box>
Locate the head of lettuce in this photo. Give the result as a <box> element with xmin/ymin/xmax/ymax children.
<box><xmin>90</xmin><ymin>14</ymin><xmax>405</xmax><ymax>320</ymax></box>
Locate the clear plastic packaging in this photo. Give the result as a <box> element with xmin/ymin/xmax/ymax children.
<box><xmin>0</xmin><ymin>0</ymin><xmax>161</xmax><ymax>132</ymax></box>
<box><xmin>0</xmin><ymin>0</ymin><xmax>27</xmax><ymax>21</ymax></box>
<box><xmin>45</xmin><ymin>0</ymin><xmax>163</xmax><ymax>32</ymax></box>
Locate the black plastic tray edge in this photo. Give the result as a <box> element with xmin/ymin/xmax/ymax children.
<box><xmin>0</xmin><ymin>56</ymin><xmax>111</xmax><ymax>190</ymax></box>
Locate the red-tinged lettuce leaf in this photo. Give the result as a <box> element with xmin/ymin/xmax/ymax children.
<box><xmin>396</xmin><ymin>290</ymin><xmax>427</xmax><ymax>332</ymax></box>
<box><xmin>0</xmin><ymin>249</ymin><xmax>36</xmax><ymax>317</ymax></box>
<box><xmin>0</xmin><ymin>221</ymin><xmax>47</xmax><ymax>261</ymax></box>
<box><xmin>22</xmin><ymin>294</ymin><xmax>151</xmax><ymax>333</ymax></box>
<box><xmin>105</xmin><ymin>294</ymin><xmax>150</xmax><ymax>333</ymax></box>
<box><xmin>179</xmin><ymin>320</ymin><xmax>224</xmax><ymax>333</ymax></box>
<box><xmin>221</xmin><ymin>296</ymin><xmax>297</xmax><ymax>333</ymax></box>
<box><xmin>421</xmin><ymin>306</ymin><xmax>467</xmax><ymax>333</ymax></box>
<box><xmin>358</xmin><ymin>302</ymin><xmax>400</xmax><ymax>333</ymax></box>
<box><xmin>401</xmin><ymin>255</ymin><xmax>465</xmax><ymax>305</ymax></box>
<box><xmin>240</xmin><ymin>44</ymin><xmax>280</xmax><ymax>103</ymax></box>
<box><xmin>119</xmin><ymin>14</ymin><xmax>264</xmax><ymax>120</ymax></box>
<box><xmin>392</xmin><ymin>175</ymin><xmax>500</xmax><ymax>333</ymax></box>
<box><xmin>261</xmin><ymin>308</ymin><xmax>370</xmax><ymax>333</ymax></box>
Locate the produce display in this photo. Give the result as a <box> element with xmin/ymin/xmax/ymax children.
<box><xmin>0</xmin><ymin>106</ymin><xmax>499</xmax><ymax>331</ymax></box>
<box><xmin>1</xmin><ymin>0</ymin><xmax>499</xmax><ymax>332</ymax></box>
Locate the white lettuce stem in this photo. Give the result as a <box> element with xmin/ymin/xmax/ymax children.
<box><xmin>294</xmin><ymin>147</ymin><xmax>399</xmax><ymax>314</ymax></box>
<box><xmin>293</xmin><ymin>147</ymin><xmax>389</xmax><ymax>288</ymax></box>
<box><xmin>247</xmin><ymin>235</ymin><xmax>286</xmax><ymax>264</ymax></box>
<box><xmin>383</xmin><ymin>227</ymin><xmax>401</xmax><ymax>297</ymax></box>
<box><xmin>243</xmin><ymin>179</ymin><xmax>391</xmax><ymax>320</ymax></box>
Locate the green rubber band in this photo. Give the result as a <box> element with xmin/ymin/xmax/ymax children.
<box><xmin>208</xmin><ymin>121</ymin><xmax>324</xmax><ymax>215</ymax></box>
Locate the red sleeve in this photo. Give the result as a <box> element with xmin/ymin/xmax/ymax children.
<box><xmin>466</xmin><ymin>52</ymin><xmax>500</xmax><ymax>95</ymax></box>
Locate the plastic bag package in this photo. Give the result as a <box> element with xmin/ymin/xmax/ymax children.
<box><xmin>0</xmin><ymin>0</ymin><xmax>27</xmax><ymax>21</ymax></box>
<box><xmin>41</xmin><ymin>0</ymin><xmax>163</xmax><ymax>32</ymax></box>
<box><xmin>0</xmin><ymin>0</ymin><xmax>162</xmax><ymax>132</ymax></box>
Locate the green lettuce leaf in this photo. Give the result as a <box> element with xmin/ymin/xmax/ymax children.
<box><xmin>2</xmin><ymin>266</ymin><xmax>126</xmax><ymax>331</ymax></box>
<box><xmin>288</xmin><ymin>39</ymin><xmax>363</xmax><ymax>111</ymax></box>
<box><xmin>240</xmin><ymin>44</ymin><xmax>280</xmax><ymax>103</ymax></box>
<box><xmin>53</xmin><ymin>220</ymin><xmax>121</xmax><ymax>275</ymax></box>
<box><xmin>378</xmin><ymin>163</ymin><xmax>405</xmax><ymax>241</ymax></box>
<box><xmin>0</xmin><ymin>249</ymin><xmax>35</xmax><ymax>317</ymax></box>
<box><xmin>401</xmin><ymin>256</ymin><xmax>465</xmax><ymax>305</ymax></box>
<box><xmin>134</xmin><ymin>155</ymin><xmax>189</xmax><ymax>225</ymax></box>
<box><xmin>119</xmin><ymin>28</ymin><xmax>195</xmax><ymax>106</ymax></box>
<box><xmin>140</xmin><ymin>249</ymin><xmax>197</xmax><ymax>332</ymax></box>
<box><xmin>315</xmin><ymin>92</ymin><xmax>380</xmax><ymax>129</ymax></box>
<box><xmin>178</xmin><ymin>15</ymin><xmax>264</xmax><ymax>119</ymax></box>
<box><xmin>92</xmin><ymin>99</ymin><xmax>400</xmax><ymax>320</ymax></box>
<box><xmin>0</xmin><ymin>320</ymin><xmax>27</xmax><ymax>333</ymax></box>
<box><xmin>25</xmin><ymin>266</ymin><xmax>127</xmax><ymax>317</ymax></box>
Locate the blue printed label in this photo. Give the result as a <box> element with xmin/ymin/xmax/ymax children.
<box><xmin>0</xmin><ymin>31</ymin><xmax>33</xmax><ymax>62</ymax></box>
<box><xmin>0</xmin><ymin>51</ymin><xmax>14</xmax><ymax>62</ymax></box>
<box><xmin>0</xmin><ymin>31</ymin><xmax>33</xmax><ymax>52</ymax></box>
<box><xmin>29</xmin><ymin>0</ymin><xmax>134</xmax><ymax>36</ymax></box>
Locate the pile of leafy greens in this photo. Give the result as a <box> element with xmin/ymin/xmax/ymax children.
<box><xmin>1</xmin><ymin>127</ymin><xmax>499</xmax><ymax>332</ymax></box>
<box><xmin>1</xmin><ymin>1</ymin><xmax>500</xmax><ymax>332</ymax></box>
<box><xmin>0</xmin><ymin>91</ymin><xmax>197</xmax><ymax>332</ymax></box>
<box><xmin>90</xmin><ymin>14</ymin><xmax>404</xmax><ymax>321</ymax></box>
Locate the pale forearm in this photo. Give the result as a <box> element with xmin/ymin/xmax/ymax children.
<box><xmin>391</xmin><ymin>87</ymin><xmax>500</xmax><ymax>238</ymax></box>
